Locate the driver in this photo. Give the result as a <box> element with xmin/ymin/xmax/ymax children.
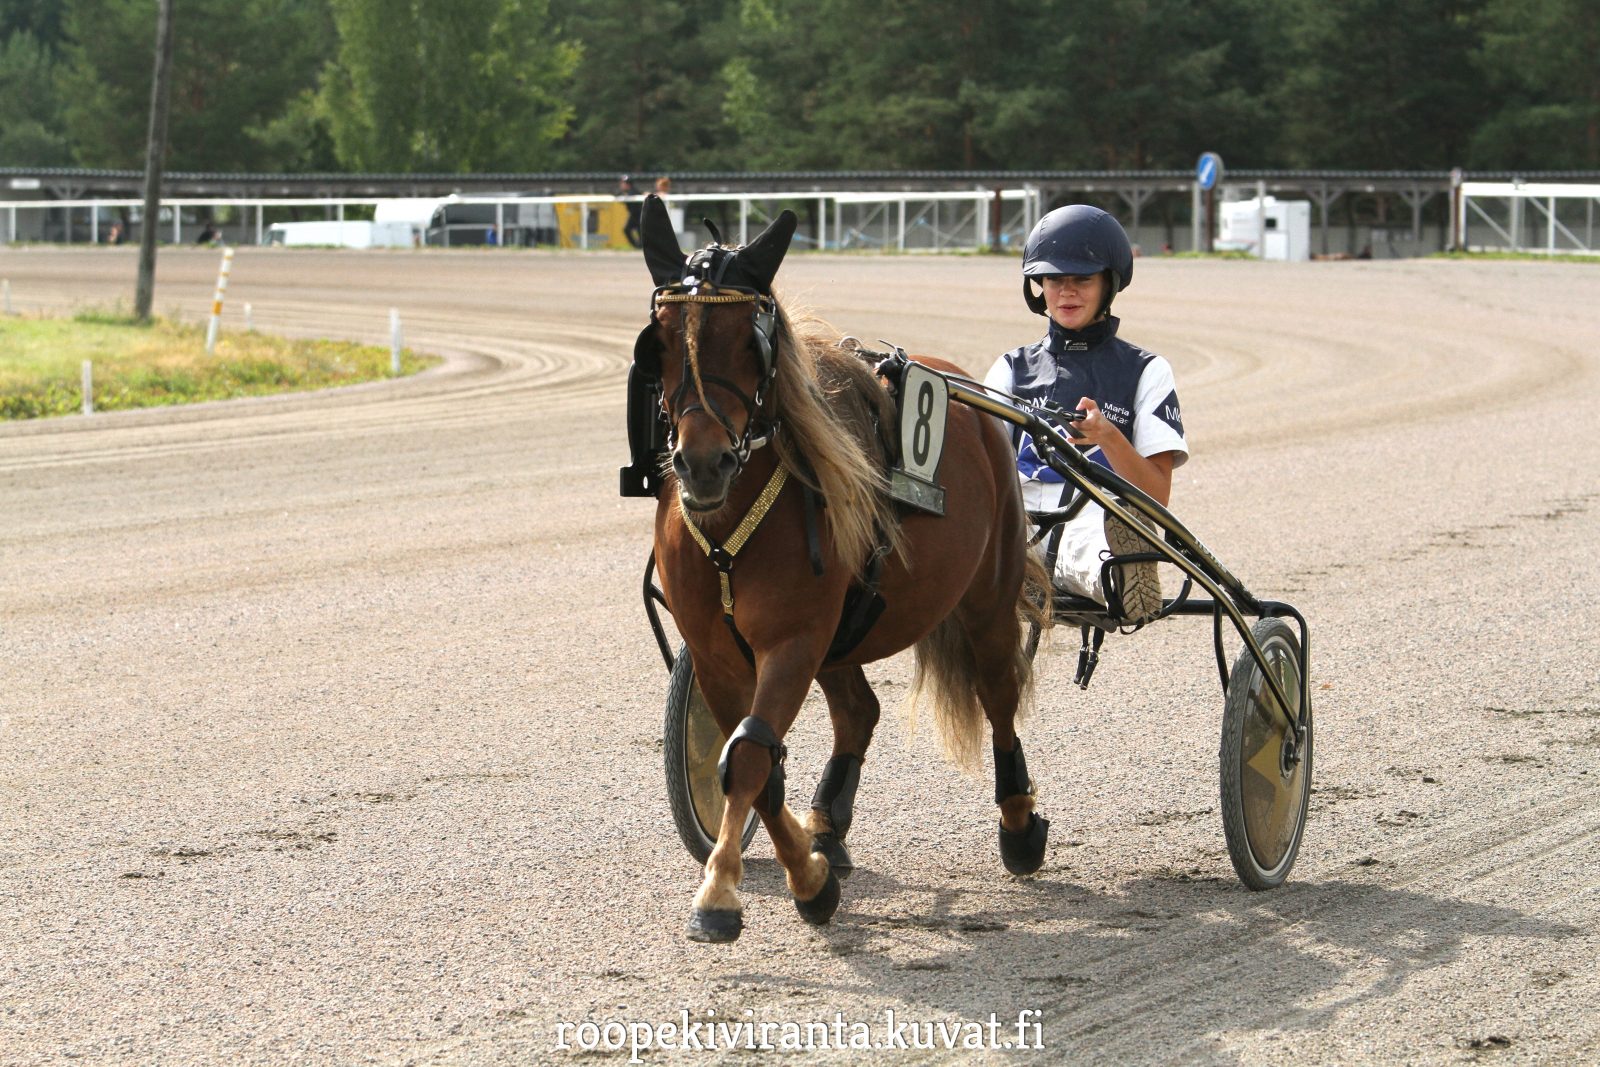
<box><xmin>984</xmin><ymin>205</ymin><xmax>1188</xmax><ymax>623</ymax></box>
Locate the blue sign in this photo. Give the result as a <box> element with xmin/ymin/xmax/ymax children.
<box><xmin>1196</xmin><ymin>152</ymin><xmax>1224</xmax><ymax>191</ymax></box>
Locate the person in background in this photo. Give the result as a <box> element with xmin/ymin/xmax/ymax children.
<box><xmin>619</xmin><ymin>175</ymin><xmax>642</xmax><ymax>248</ymax></box>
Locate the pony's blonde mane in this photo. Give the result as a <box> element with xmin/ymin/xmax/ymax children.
<box><xmin>768</xmin><ymin>303</ymin><xmax>903</xmax><ymax>574</ymax></box>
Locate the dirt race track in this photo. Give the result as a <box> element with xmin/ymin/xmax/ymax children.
<box><xmin>2</xmin><ymin>246</ymin><xmax>1597</xmax><ymax>1066</ymax></box>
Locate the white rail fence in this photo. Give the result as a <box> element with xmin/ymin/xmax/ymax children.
<box><xmin>1457</xmin><ymin>182</ymin><xmax>1600</xmax><ymax>256</ymax></box>
<box><xmin>0</xmin><ymin>188</ymin><xmax>1044</xmax><ymax>254</ymax></box>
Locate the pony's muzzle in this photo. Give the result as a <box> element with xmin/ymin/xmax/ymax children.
<box><xmin>672</xmin><ymin>445</ymin><xmax>738</xmax><ymax>510</ymax></box>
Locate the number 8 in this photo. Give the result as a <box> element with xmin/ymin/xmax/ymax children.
<box><xmin>912</xmin><ymin>380</ymin><xmax>934</xmax><ymax>466</ymax></box>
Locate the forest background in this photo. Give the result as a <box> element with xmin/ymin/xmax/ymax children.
<box><xmin>0</xmin><ymin>0</ymin><xmax>1595</xmax><ymax>176</ymax></box>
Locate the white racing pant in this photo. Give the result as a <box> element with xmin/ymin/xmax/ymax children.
<box><xmin>1021</xmin><ymin>479</ymin><xmax>1113</xmax><ymax>605</ymax></box>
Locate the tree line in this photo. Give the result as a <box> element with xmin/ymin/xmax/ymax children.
<box><xmin>1</xmin><ymin>0</ymin><xmax>1595</xmax><ymax>176</ymax></box>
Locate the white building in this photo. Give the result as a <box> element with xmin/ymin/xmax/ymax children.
<box><xmin>1219</xmin><ymin>196</ymin><xmax>1312</xmax><ymax>261</ymax></box>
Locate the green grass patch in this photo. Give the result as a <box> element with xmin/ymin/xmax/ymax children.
<box><xmin>1162</xmin><ymin>250</ymin><xmax>1258</xmax><ymax>260</ymax></box>
<box><xmin>1430</xmin><ymin>250</ymin><xmax>1600</xmax><ymax>263</ymax></box>
<box><xmin>0</xmin><ymin>312</ymin><xmax>438</xmax><ymax>420</ymax></box>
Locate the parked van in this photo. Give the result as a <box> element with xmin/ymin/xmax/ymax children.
<box><xmin>387</xmin><ymin>196</ymin><xmax>558</xmax><ymax>246</ymax></box>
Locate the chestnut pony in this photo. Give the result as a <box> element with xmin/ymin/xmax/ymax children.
<box><xmin>634</xmin><ymin>196</ymin><xmax>1047</xmax><ymax>943</ymax></box>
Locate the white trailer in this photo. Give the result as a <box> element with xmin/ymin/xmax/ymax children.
<box><xmin>1219</xmin><ymin>196</ymin><xmax>1312</xmax><ymax>261</ymax></box>
<box><xmin>263</xmin><ymin>220</ymin><xmax>414</xmax><ymax>248</ymax></box>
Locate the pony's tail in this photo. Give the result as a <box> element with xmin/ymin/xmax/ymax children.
<box><xmin>906</xmin><ymin>615</ymin><xmax>986</xmax><ymax>772</ymax></box>
<box><xmin>906</xmin><ymin>549</ymin><xmax>1051</xmax><ymax>773</ymax></box>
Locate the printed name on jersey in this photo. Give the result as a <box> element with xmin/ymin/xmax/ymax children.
<box><xmin>1100</xmin><ymin>400</ymin><xmax>1133</xmax><ymax>426</ymax></box>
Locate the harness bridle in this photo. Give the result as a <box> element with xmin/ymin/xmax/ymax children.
<box><xmin>652</xmin><ymin>243</ymin><xmax>780</xmax><ymax>471</ymax></box>
<box><xmin>650</xmin><ymin>242</ymin><xmax>789</xmax><ymax>639</ymax></box>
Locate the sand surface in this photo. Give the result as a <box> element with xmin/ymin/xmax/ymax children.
<box><xmin>2</xmin><ymin>246</ymin><xmax>1597</xmax><ymax>1065</ymax></box>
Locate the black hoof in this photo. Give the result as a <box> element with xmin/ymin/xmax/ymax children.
<box><xmin>793</xmin><ymin>870</ymin><xmax>842</xmax><ymax>926</ymax></box>
<box><xmin>686</xmin><ymin>908</ymin><xmax>743</xmax><ymax>943</ymax></box>
<box><xmin>811</xmin><ymin>832</ymin><xmax>855</xmax><ymax>879</ymax></box>
<box><xmin>998</xmin><ymin>812</ymin><xmax>1050</xmax><ymax>876</ymax></box>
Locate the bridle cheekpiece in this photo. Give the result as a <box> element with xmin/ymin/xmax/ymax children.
<box><xmin>651</xmin><ymin>244</ymin><xmax>780</xmax><ymax>469</ymax></box>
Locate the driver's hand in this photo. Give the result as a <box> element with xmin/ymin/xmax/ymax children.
<box><xmin>1072</xmin><ymin>397</ymin><xmax>1126</xmax><ymax>449</ymax></box>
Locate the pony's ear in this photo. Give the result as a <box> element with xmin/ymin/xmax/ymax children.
<box><xmin>738</xmin><ymin>210</ymin><xmax>798</xmax><ymax>294</ymax></box>
<box><xmin>641</xmin><ymin>194</ymin><xmax>685</xmax><ymax>286</ymax></box>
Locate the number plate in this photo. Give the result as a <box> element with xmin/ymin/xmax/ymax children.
<box><xmin>890</xmin><ymin>361</ymin><xmax>948</xmax><ymax>515</ymax></box>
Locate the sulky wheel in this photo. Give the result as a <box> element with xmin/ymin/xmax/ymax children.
<box><xmin>663</xmin><ymin>645</ymin><xmax>760</xmax><ymax>864</ymax></box>
<box><xmin>1219</xmin><ymin>618</ymin><xmax>1312</xmax><ymax>890</ymax></box>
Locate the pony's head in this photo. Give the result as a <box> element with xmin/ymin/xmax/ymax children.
<box><xmin>635</xmin><ymin>195</ymin><xmax>798</xmax><ymax>512</ymax></box>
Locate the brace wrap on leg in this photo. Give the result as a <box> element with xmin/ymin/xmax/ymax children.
<box><xmin>718</xmin><ymin>715</ymin><xmax>787</xmax><ymax>814</ymax></box>
<box><xmin>993</xmin><ymin>738</ymin><xmax>1034</xmax><ymax>805</ymax></box>
<box><xmin>810</xmin><ymin>754</ymin><xmax>862</xmax><ymax>839</ymax></box>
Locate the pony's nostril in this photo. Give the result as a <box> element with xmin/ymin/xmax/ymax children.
<box><xmin>717</xmin><ymin>451</ymin><xmax>738</xmax><ymax>476</ymax></box>
<box><xmin>671</xmin><ymin>451</ymin><xmax>690</xmax><ymax>476</ymax></box>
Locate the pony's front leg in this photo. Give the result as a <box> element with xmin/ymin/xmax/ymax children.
<box><xmin>686</xmin><ymin>657</ymin><xmax>837</xmax><ymax>942</ymax></box>
<box><xmin>686</xmin><ymin>771</ymin><xmax>756</xmax><ymax>943</ymax></box>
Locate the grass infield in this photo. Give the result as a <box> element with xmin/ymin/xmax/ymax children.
<box><xmin>0</xmin><ymin>312</ymin><xmax>437</xmax><ymax>420</ymax></box>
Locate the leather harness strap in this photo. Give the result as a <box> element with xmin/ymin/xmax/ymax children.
<box><xmin>680</xmin><ymin>462</ymin><xmax>790</xmax><ymax>621</ymax></box>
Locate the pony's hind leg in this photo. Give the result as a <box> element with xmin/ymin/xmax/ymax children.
<box><xmin>805</xmin><ymin>666</ymin><xmax>880</xmax><ymax>878</ymax></box>
<box><xmin>971</xmin><ymin>613</ymin><xmax>1051</xmax><ymax>877</ymax></box>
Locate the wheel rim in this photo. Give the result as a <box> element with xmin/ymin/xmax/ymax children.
<box><xmin>684</xmin><ymin>682</ymin><xmax>730</xmax><ymax>840</ymax></box>
<box><xmin>1237</xmin><ymin>634</ymin><xmax>1307</xmax><ymax>874</ymax></box>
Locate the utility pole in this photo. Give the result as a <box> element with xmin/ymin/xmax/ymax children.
<box><xmin>134</xmin><ymin>0</ymin><xmax>175</xmax><ymax>322</ymax></box>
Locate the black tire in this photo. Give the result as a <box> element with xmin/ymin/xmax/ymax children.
<box><xmin>1220</xmin><ymin>618</ymin><xmax>1312</xmax><ymax>890</ymax></box>
<box><xmin>664</xmin><ymin>645</ymin><xmax>760</xmax><ymax>864</ymax></box>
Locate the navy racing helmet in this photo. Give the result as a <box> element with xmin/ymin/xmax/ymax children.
<box><xmin>1021</xmin><ymin>205</ymin><xmax>1133</xmax><ymax>317</ymax></box>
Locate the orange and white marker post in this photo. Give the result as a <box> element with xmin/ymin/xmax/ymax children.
<box><xmin>204</xmin><ymin>246</ymin><xmax>235</xmax><ymax>354</ymax></box>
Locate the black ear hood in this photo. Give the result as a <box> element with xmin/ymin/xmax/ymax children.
<box><xmin>729</xmin><ymin>210</ymin><xmax>797</xmax><ymax>294</ymax></box>
<box><xmin>641</xmin><ymin>194</ymin><xmax>798</xmax><ymax>295</ymax></box>
<box><xmin>642</xmin><ymin>195</ymin><xmax>687</xmax><ymax>287</ymax></box>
